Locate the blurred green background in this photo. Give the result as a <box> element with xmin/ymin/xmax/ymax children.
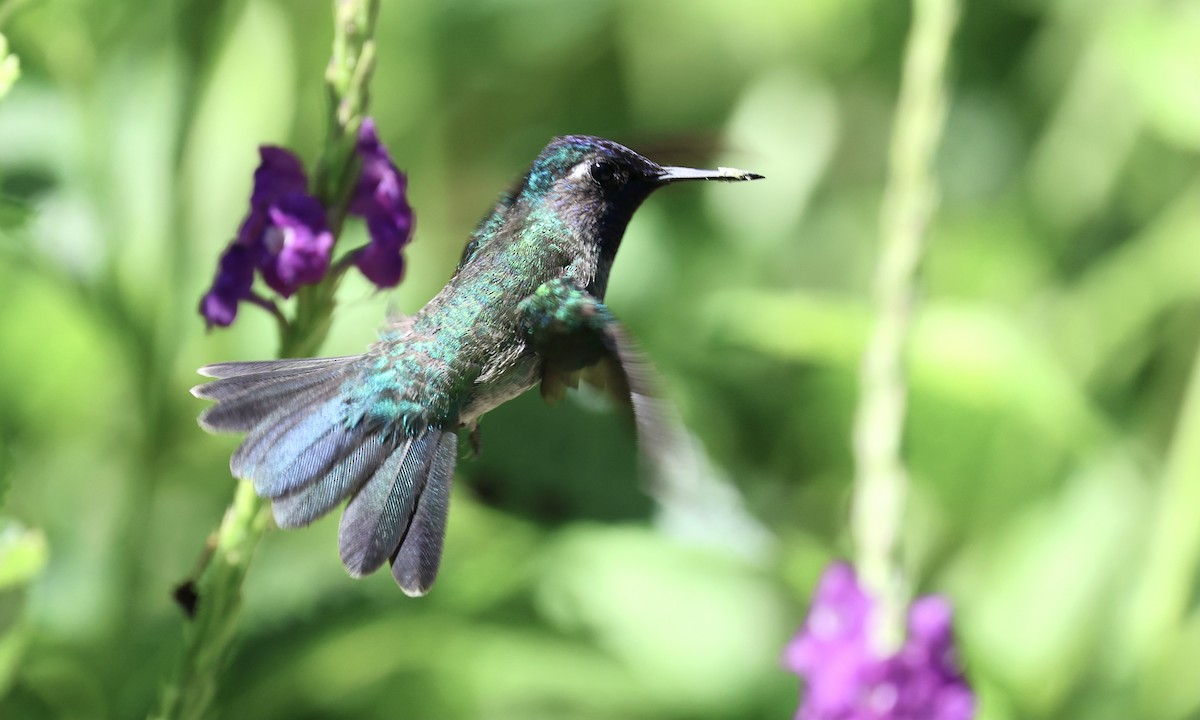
<box><xmin>2</xmin><ymin>0</ymin><xmax>1200</xmax><ymax>718</ymax></box>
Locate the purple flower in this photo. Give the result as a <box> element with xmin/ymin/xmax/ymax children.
<box><xmin>198</xmin><ymin>147</ymin><xmax>334</xmax><ymax>325</ymax></box>
<box><xmin>199</xmin><ymin>243</ymin><xmax>255</xmax><ymax>329</ymax></box>
<box><xmin>248</xmin><ymin>146</ymin><xmax>309</xmax><ymax>210</ymax></box>
<box><xmin>783</xmin><ymin>562</ymin><xmax>975</xmax><ymax>720</ymax></box>
<box><xmin>349</xmin><ymin>118</ymin><xmax>414</xmax><ymax>288</ymax></box>
<box><xmin>198</xmin><ymin>120</ymin><xmax>415</xmax><ymax>328</ymax></box>
<box><xmin>238</xmin><ymin>147</ymin><xmax>334</xmax><ymax>298</ymax></box>
<box><xmin>257</xmin><ymin>193</ymin><xmax>334</xmax><ymax>297</ymax></box>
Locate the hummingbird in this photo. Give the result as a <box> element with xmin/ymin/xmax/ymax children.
<box><xmin>193</xmin><ymin>135</ymin><xmax>762</xmax><ymax>596</ymax></box>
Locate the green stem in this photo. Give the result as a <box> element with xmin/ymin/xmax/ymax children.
<box><xmin>849</xmin><ymin>0</ymin><xmax>958</xmax><ymax>655</ymax></box>
<box><xmin>280</xmin><ymin>0</ymin><xmax>379</xmax><ymax>358</ymax></box>
<box><xmin>155</xmin><ymin>483</ymin><xmax>270</xmax><ymax>720</ymax></box>
<box><xmin>154</xmin><ymin>2</ymin><xmax>379</xmax><ymax>718</ymax></box>
<box><xmin>314</xmin><ymin>0</ymin><xmax>379</xmax><ymax>229</ymax></box>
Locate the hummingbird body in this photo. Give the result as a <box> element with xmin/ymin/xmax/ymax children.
<box><xmin>194</xmin><ymin>136</ymin><xmax>761</xmax><ymax>595</ymax></box>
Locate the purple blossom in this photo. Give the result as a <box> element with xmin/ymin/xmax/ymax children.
<box><xmin>783</xmin><ymin>562</ymin><xmax>975</xmax><ymax>720</ymax></box>
<box><xmin>238</xmin><ymin>147</ymin><xmax>334</xmax><ymax>298</ymax></box>
<box><xmin>349</xmin><ymin>118</ymin><xmax>414</xmax><ymax>288</ymax></box>
<box><xmin>198</xmin><ymin>147</ymin><xmax>334</xmax><ymax>326</ymax></box>
<box><xmin>198</xmin><ymin>243</ymin><xmax>255</xmax><ymax>329</ymax></box>
<box><xmin>248</xmin><ymin>146</ymin><xmax>308</xmax><ymax>210</ymax></box>
<box><xmin>258</xmin><ymin>193</ymin><xmax>334</xmax><ymax>297</ymax></box>
<box><xmin>198</xmin><ymin>119</ymin><xmax>416</xmax><ymax>328</ymax></box>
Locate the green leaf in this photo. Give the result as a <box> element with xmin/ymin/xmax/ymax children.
<box><xmin>952</xmin><ymin>459</ymin><xmax>1147</xmax><ymax>715</ymax></box>
<box><xmin>0</xmin><ymin>33</ymin><xmax>19</xmax><ymax>101</ymax></box>
<box><xmin>0</xmin><ymin>520</ymin><xmax>48</xmax><ymax>591</ymax></box>
<box><xmin>535</xmin><ymin>526</ymin><xmax>789</xmax><ymax>716</ymax></box>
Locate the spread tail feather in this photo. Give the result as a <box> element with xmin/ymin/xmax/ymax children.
<box><xmin>391</xmin><ymin>432</ymin><xmax>457</xmax><ymax>596</ymax></box>
<box><xmin>193</xmin><ymin>356</ymin><xmax>458</xmax><ymax>594</ymax></box>
<box><xmin>193</xmin><ymin>356</ymin><xmax>358</xmax><ymax>433</ymax></box>
<box><xmin>337</xmin><ymin>429</ymin><xmax>458</xmax><ymax>596</ymax></box>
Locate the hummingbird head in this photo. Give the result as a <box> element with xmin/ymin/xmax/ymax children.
<box><xmin>517</xmin><ymin>135</ymin><xmax>763</xmax><ymax>254</ymax></box>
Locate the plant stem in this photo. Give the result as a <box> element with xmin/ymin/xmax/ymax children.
<box><xmin>280</xmin><ymin>0</ymin><xmax>379</xmax><ymax>359</ymax></box>
<box><xmin>154</xmin><ymin>2</ymin><xmax>379</xmax><ymax>718</ymax></box>
<box><xmin>314</xmin><ymin>0</ymin><xmax>379</xmax><ymax>232</ymax></box>
<box><xmin>850</xmin><ymin>0</ymin><xmax>957</xmax><ymax>655</ymax></box>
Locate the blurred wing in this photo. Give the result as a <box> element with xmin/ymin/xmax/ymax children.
<box><xmin>519</xmin><ymin>279</ymin><xmax>679</xmax><ymax>472</ymax></box>
<box><xmin>581</xmin><ymin>325</ymin><xmax>684</xmax><ymax>481</ymax></box>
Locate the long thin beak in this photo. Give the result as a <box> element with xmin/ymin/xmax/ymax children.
<box><xmin>656</xmin><ymin>165</ymin><xmax>764</xmax><ymax>184</ymax></box>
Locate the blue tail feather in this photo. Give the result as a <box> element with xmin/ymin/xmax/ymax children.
<box><xmin>195</xmin><ymin>355</ymin><xmax>459</xmax><ymax>593</ymax></box>
<box><xmin>230</xmin><ymin>393</ymin><xmax>340</xmax><ymax>480</ymax></box>
<box><xmin>391</xmin><ymin>431</ymin><xmax>457</xmax><ymax>596</ymax></box>
<box><xmin>253</xmin><ymin>420</ymin><xmax>358</xmax><ymax>500</ymax></box>
<box><xmin>241</xmin><ymin>397</ymin><xmax>353</xmax><ymax>497</ymax></box>
<box><xmin>338</xmin><ymin>431</ymin><xmax>439</xmax><ymax>577</ymax></box>
<box><xmin>271</xmin><ymin>433</ymin><xmax>391</xmax><ymax>528</ymax></box>
<box><xmin>194</xmin><ymin>368</ymin><xmax>349</xmax><ymax>433</ymax></box>
<box><xmin>197</xmin><ymin>356</ymin><xmax>357</xmax><ymax>379</ymax></box>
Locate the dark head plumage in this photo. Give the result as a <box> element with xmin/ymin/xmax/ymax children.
<box><xmin>522</xmin><ymin>135</ymin><xmax>761</xmax><ymax>201</ymax></box>
<box><xmin>510</xmin><ymin>135</ymin><xmax>762</xmax><ymax>255</ymax></box>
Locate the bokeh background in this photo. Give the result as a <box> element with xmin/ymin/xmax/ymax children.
<box><xmin>2</xmin><ymin>0</ymin><xmax>1200</xmax><ymax>718</ymax></box>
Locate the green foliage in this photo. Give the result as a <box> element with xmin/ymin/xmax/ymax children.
<box><xmin>0</xmin><ymin>522</ymin><xmax>48</xmax><ymax>700</ymax></box>
<box><xmin>0</xmin><ymin>33</ymin><xmax>17</xmax><ymax>101</ymax></box>
<box><xmin>1</xmin><ymin>0</ymin><xmax>1199</xmax><ymax>718</ymax></box>
<box><xmin>0</xmin><ymin>522</ymin><xmax>47</xmax><ymax>591</ymax></box>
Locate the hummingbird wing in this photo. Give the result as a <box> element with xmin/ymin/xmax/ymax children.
<box><xmin>583</xmin><ymin>324</ymin><xmax>677</xmax><ymax>464</ymax></box>
<box><xmin>193</xmin><ymin>355</ymin><xmax>457</xmax><ymax>596</ymax></box>
<box><xmin>518</xmin><ymin>279</ymin><xmax>676</xmax><ymax>472</ymax></box>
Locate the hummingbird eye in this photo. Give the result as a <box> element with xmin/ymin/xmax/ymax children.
<box><xmin>588</xmin><ymin>159</ymin><xmax>621</xmax><ymax>187</ymax></box>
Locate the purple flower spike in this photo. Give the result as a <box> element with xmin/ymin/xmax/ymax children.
<box><xmin>784</xmin><ymin>562</ymin><xmax>975</xmax><ymax>720</ymax></box>
<box><xmin>349</xmin><ymin>118</ymin><xmax>414</xmax><ymax>288</ymax></box>
<box><xmin>199</xmin><ymin>124</ymin><xmax>415</xmax><ymax>328</ymax></box>
<box><xmin>199</xmin><ymin>145</ymin><xmax>337</xmax><ymax>325</ymax></box>
<box><xmin>199</xmin><ymin>243</ymin><xmax>255</xmax><ymax>328</ymax></box>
